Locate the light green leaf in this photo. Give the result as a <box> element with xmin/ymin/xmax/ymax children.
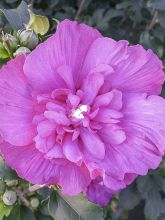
<box><xmin>0</xmin><ymin>200</ymin><xmax>13</xmax><ymax>220</ymax></box>
<box><xmin>26</xmin><ymin>11</ymin><xmax>50</xmax><ymax>35</ymax></box>
<box><xmin>0</xmin><ymin>43</ymin><xmax>9</xmax><ymax>59</ymax></box>
<box><xmin>48</xmin><ymin>191</ymin><xmax>104</xmax><ymax>220</ymax></box>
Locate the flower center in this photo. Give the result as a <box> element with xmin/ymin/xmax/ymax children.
<box><xmin>71</xmin><ymin>104</ymin><xmax>88</xmax><ymax>119</ymax></box>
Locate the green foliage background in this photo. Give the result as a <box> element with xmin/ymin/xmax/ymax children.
<box><xmin>1</xmin><ymin>0</ymin><xmax>165</xmax><ymax>220</ymax></box>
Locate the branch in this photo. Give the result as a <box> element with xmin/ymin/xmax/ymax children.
<box><xmin>75</xmin><ymin>0</ymin><xmax>85</xmax><ymax>20</ymax></box>
<box><xmin>148</xmin><ymin>11</ymin><xmax>158</xmax><ymax>31</ymax></box>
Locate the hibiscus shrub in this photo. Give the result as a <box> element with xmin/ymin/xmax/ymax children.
<box><xmin>0</xmin><ymin>1</ymin><xmax>165</xmax><ymax>220</ymax></box>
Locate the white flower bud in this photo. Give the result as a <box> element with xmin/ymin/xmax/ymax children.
<box><xmin>5</xmin><ymin>34</ymin><xmax>18</xmax><ymax>51</ymax></box>
<box><xmin>14</xmin><ymin>47</ymin><xmax>31</xmax><ymax>57</ymax></box>
<box><xmin>19</xmin><ymin>29</ymin><xmax>39</xmax><ymax>50</ymax></box>
<box><xmin>3</xmin><ymin>190</ymin><xmax>17</xmax><ymax>206</ymax></box>
<box><xmin>30</xmin><ymin>197</ymin><xmax>39</xmax><ymax>208</ymax></box>
<box><xmin>5</xmin><ymin>180</ymin><xmax>18</xmax><ymax>187</ymax></box>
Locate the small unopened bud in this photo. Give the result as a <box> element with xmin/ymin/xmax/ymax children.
<box><xmin>3</xmin><ymin>190</ymin><xmax>17</xmax><ymax>206</ymax></box>
<box><xmin>30</xmin><ymin>197</ymin><xmax>39</xmax><ymax>208</ymax></box>
<box><xmin>5</xmin><ymin>180</ymin><xmax>18</xmax><ymax>187</ymax></box>
<box><xmin>19</xmin><ymin>29</ymin><xmax>39</xmax><ymax>50</ymax></box>
<box><xmin>4</xmin><ymin>34</ymin><xmax>18</xmax><ymax>52</ymax></box>
<box><xmin>14</xmin><ymin>47</ymin><xmax>31</xmax><ymax>56</ymax></box>
<box><xmin>0</xmin><ymin>180</ymin><xmax>5</xmax><ymax>193</ymax></box>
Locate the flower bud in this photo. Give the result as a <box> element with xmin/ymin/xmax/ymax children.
<box><xmin>3</xmin><ymin>190</ymin><xmax>17</xmax><ymax>206</ymax></box>
<box><xmin>30</xmin><ymin>197</ymin><xmax>39</xmax><ymax>208</ymax></box>
<box><xmin>18</xmin><ymin>29</ymin><xmax>39</xmax><ymax>50</ymax></box>
<box><xmin>14</xmin><ymin>47</ymin><xmax>31</xmax><ymax>57</ymax></box>
<box><xmin>4</xmin><ymin>34</ymin><xmax>18</xmax><ymax>52</ymax></box>
<box><xmin>5</xmin><ymin>180</ymin><xmax>18</xmax><ymax>187</ymax></box>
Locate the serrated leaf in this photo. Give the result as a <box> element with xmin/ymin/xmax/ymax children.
<box><xmin>26</xmin><ymin>11</ymin><xmax>50</xmax><ymax>35</ymax></box>
<box><xmin>0</xmin><ymin>200</ymin><xmax>13</xmax><ymax>220</ymax></box>
<box><xmin>1</xmin><ymin>1</ymin><xmax>30</xmax><ymax>30</ymax></box>
<box><xmin>0</xmin><ymin>157</ymin><xmax>17</xmax><ymax>180</ymax></box>
<box><xmin>48</xmin><ymin>191</ymin><xmax>104</xmax><ymax>220</ymax></box>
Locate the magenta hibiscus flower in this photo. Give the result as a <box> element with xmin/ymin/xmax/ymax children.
<box><xmin>0</xmin><ymin>20</ymin><xmax>165</xmax><ymax>206</ymax></box>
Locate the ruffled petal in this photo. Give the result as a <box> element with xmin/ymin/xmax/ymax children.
<box><xmin>0</xmin><ymin>56</ymin><xmax>36</xmax><ymax>146</ymax></box>
<box><xmin>63</xmin><ymin>134</ymin><xmax>82</xmax><ymax>163</ymax></box>
<box><xmin>81</xmin><ymin>73</ymin><xmax>104</xmax><ymax>105</ymax></box>
<box><xmin>0</xmin><ymin>142</ymin><xmax>60</xmax><ymax>184</ymax></box>
<box><xmin>122</xmin><ymin>93</ymin><xmax>165</xmax><ymax>153</ymax></box>
<box><xmin>99</xmin><ymin>124</ymin><xmax>126</xmax><ymax>145</ymax></box>
<box><xmin>24</xmin><ymin>19</ymin><xmax>101</xmax><ymax>92</ymax></box>
<box><xmin>59</xmin><ymin>163</ymin><xmax>91</xmax><ymax>195</ymax></box>
<box><xmin>81</xmin><ymin>38</ymin><xmax>128</xmax><ymax>77</ymax></box>
<box><xmin>80</xmin><ymin>128</ymin><xmax>105</xmax><ymax>160</ymax></box>
<box><xmin>82</xmin><ymin>37</ymin><xmax>164</xmax><ymax>95</ymax></box>
<box><xmin>109</xmin><ymin>45</ymin><xmax>164</xmax><ymax>95</ymax></box>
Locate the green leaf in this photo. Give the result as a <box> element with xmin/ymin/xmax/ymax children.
<box><xmin>0</xmin><ymin>157</ymin><xmax>17</xmax><ymax>180</ymax></box>
<box><xmin>147</xmin><ymin>0</ymin><xmax>165</xmax><ymax>10</ymax></box>
<box><xmin>0</xmin><ymin>59</ymin><xmax>7</xmax><ymax>68</ymax></box>
<box><xmin>1</xmin><ymin>1</ymin><xmax>30</xmax><ymax>30</ymax></box>
<box><xmin>26</xmin><ymin>11</ymin><xmax>50</xmax><ymax>35</ymax></box>
<box><xmin>5</xmin><ymin>205</ymin><xmax>36</xmax><ymax>220</ymax></box>
<box><xmin>0</xmin><ymin>200</ymin><xmax>13</xmax><ymax>220</ymax></box>
<box><xmin>119</xmin><ymin>187</ymin><xmax>141</xmax><ymax>210</ymax></box>
<box><xmin>0</xmin><ymin>43</ymin><xmax>9</xmax><ymax>59</ymax></box>
<box><xmin>140</xmin><ymin>31</ymin><xmax>164</xmax><ymax>57</ymax></box>
<box><xmin>36</xmin><ymin>212</ymin><xmax>53</xmax><ymax>220</ymax></box>
<box><xmin>137</xmin><ymin>175</ymin><xmax>155</xmax><ymax>199</ymax></box>
<box><xmin>158</xmin><ymin>11</ymin><xmax>165</xmax><ymax>28</ymax></box>
<box><xmin>48</xmin><ymin>191</ymin><xmax>104</xmax><ymax>220</ymax></box>
<box><xmin>48</xmin><ymin>192</ymin><xmax>58</xmax><ymax>218</ymax></box>
<box><xmin>144</xmin><ymin>189</ymin><xmax>164</xmax><ymax>220</ymax></box>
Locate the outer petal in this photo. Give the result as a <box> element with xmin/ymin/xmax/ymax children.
<box><xmin>109</xmin><ymin>45</ymin><xmax>165</xmax><ymax>95</ymax></box>
<box><xmin>122</xmin><ymin>93</ymin><xmax>165</xmax><ymax>154</ymax></box>
<box><xmin>24</xmin><ymin>19</ymin><xmax>101</xmax><ymax>92</ymax></box>
<box><xmin>0</xmin><ymin>56</ymin><xmax>36</xmax><ymax>146</ymax></box>
<box><xmin>59</xmin><ymin>163</ymin><xmax>91</xmax><ymax>195</ymax></box>
<box><xmin>0</xmin><ymin>142</ymin><xmax>60</xmax><ymax>184</ymax></box>
<box><xmin>0</xmin><ymin>143</ymin><xmax>90</xmax><ymax>194</ymax></box>
<box><xmin>82</xmin><ymin>38</ymin><xmax>164</xmax><ymax>95</ymax></box>
<box><xmin>97</xmin><ymin>93</ymin><xmax>165</xmax><ymax>191</ymax></box>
